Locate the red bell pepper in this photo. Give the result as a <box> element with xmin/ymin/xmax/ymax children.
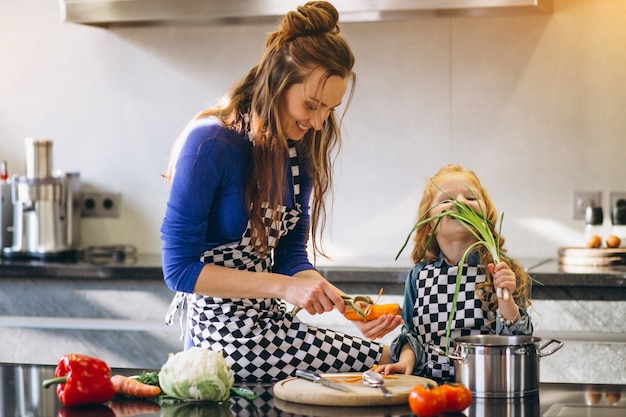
<box><xmin>57</xmin><ymin>404</ymin><xmax>115</xmax><ymax>417</ymax></box>
<box><xmin>43</xmin><ymin>354</ymin><xmax>116</xmax><ymax>407</ymax></box>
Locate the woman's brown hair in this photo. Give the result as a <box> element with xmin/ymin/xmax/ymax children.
<box><xmin>410</xmin><ymin>164</ymin><xmax>532</xmax><ymax>310</ymax></box>
<box><xmin>167</xmin><ymin>2</ymin><xmax>355</xmax><ymax>258</ymax></box>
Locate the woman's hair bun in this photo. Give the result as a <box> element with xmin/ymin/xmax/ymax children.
<box><xmin>282</xmin><ymin>1</ymin><xmax>340</xmax><ymax>37</ymax></box>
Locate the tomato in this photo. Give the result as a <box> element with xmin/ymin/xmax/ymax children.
<box><xmin>408</xmin><ymin>384</ymin><xmax>446</xmax><ymax>417</ymax></box>
<box><xmin>439</xmin><ymin>382</ymin><xmax>472</xmax><ymax>412</ymax></box>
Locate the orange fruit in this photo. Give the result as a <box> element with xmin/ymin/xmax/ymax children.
<box><xmin>605</xmin><ymin>235</ymin><xmax>621</xmax><ymax>248</ymax></box>
<box><xmin>605</xmin><ymin>391</ymin><xmax>621</xmax><ymax>405</ymax></box>
<box><xmin>587</xmin><ymin>235</ymin><xmax>602</xmax><ymax>248</ymax></box>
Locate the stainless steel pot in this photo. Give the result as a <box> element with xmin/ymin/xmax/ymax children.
<box><xmin>468</xmin><ymin>393</ymin><xmax>540</xmax><ymax>416</ymax></box>
<box><xmin>449</xmin><ymin>335</ymin><xmax>563</xmax><ymax>398</ymax></box>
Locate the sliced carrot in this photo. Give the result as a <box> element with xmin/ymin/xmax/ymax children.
<box><xmin>111</xmin><ymin>375</ymin><xmax>161</xmax><ymax>398</ymax></box>
<box><xmin>329</xmin><ymin>376</ymin><xmax>364</xmax><ymax>383</ymax></box>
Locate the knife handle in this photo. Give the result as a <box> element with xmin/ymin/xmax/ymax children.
<box><xmin>295</xmin><ymin>369</ymin><xmax>321</xmax><ymax>382</ymax></box>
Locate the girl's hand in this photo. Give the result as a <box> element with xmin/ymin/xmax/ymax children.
<box><xmin>488</xmin><ymin>262</ymin><xmax>520</xmax><ymax>322</ymax></box>
<box><xmin>488</xmin><ymin>262</ymin><xmax>516</xmax><ymax>300</ymax></box>
<box><xmin>374</xmin><ymin>362</ymin><xmax>411</xmax><ymax>375</ymax></box>
<box><xmin>352</xmin><ymin>314</ymin><xmax>403</xmax><ymax>339</ymax></box>
<box><xmin>375</xmin><ymin>345</ymin><xmax>415</xmax><ymax>375</ymax></box>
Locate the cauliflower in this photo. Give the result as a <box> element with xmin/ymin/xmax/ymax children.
<box><xmin>158</xmin><ymin>347</ymin><xmax>234</xmax><ymax>402</ymax></box>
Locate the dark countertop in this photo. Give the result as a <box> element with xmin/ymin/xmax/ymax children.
<box><xmin>2</xmin><ymin>362</ymin><xmax>625</xmax><ymax>416</ymax></box>
<box><xmin>1</xmin><ymin>254</ymin><xmax>625</xmax><ymax>300</ymax></box>
<box><xmin>0</xmin><ymin>252</ymin><xmax>164</xmax><ymax>280</ymax></box>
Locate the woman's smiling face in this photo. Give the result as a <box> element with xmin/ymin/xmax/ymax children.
<box><xmin>280</xmin><ymin>67</ymin><xmax>348</xmax><ymax>140</ymax></box>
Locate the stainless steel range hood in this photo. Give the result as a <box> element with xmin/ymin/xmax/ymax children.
<box><xmin>59</xmin><ymin>0</ymin><xmax>553</xmax><ymax>26</ymax></box>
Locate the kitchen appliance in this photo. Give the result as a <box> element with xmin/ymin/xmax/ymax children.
<box><xmin>2</xmin><ymin>138</ymin><xmax>81</xmax><ymax>260</ymax></box>
<box><xmin>449</xmin><ymin>335</ymin><xmax>563</xmax><ymax>398</ymax></box>
<box><xmin>0</xmin><ymin>161</ymin><xmax>12</xmax><ymax>250</ymax></box>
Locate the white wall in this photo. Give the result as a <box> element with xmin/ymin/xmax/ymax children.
<box><xmin>1</xmin><ymin>0</ymin><xmax>625</xmax><ymax>268</ymax></box>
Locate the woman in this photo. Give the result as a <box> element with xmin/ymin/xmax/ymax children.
<box><xmin>161</xmin><ymin>1</ymin><xmax>401</xmax><ymax>381</ymax></box>
<box><xmin>376</xmin><ymin>164</ymin><xmax>533</xmax><ymax>381</ymax></box>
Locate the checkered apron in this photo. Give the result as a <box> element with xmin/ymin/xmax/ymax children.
<box><xmin>413</xmin><ymin>262</ymin><xmax>494</xmax><ymax>380</ymax></box>
<box><xmin>166</xmin><ymin>145</ymin><xmax>383</xmax><ymax>381</ymax></box>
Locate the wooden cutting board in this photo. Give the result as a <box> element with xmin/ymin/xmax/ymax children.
<box><xmin>558</xmin><ymin>247</ymin><xmax>626</xmax><ymax>266</ymax></box>
<box><xmin>273</xmin><ymin>397</ymin><xmax>413</xmax><ymax>416</ymax></box>
<box><xmin>272</xmin><ymin>372</ymin><xmax>436</xmax><ymax>406</ymax></box>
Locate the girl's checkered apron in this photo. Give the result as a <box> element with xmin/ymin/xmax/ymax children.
<box><xmin>166</xmin><ymin>145</ymin><xmax>383</xmax><ymax>381</ymax></box>
<box><xmin>413</xmin><ymin>262</ymin><xmax>495</xmax><ymax>380</ymax></box>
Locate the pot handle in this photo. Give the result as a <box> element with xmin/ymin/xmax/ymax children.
<box><xmin>427</xmin><ymin>344</ymin><xmax>463</xmax><ymax>361</ymax></box>
<box><xmin>537</xmin><ymin>339</ymin><xmax>564</xmax><ymax>357</ymax></box>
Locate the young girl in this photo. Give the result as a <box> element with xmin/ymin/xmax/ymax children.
<box><xmin>376</xmin><ymin>164</ymin><xmax>533</xmax><ymax>381</ymax></box>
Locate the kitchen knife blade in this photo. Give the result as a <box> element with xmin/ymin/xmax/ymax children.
<box><xmin>294</xmin><ymin>369</ymin><xmax>353</xmax><ymax>392</ymax></box>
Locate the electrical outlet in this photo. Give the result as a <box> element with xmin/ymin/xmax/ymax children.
<box><xmin>572</xmin><ymin>191</ymin><xmax>601</xmax><ymax>220</ymax></box>
<box><xmin>81</xmin><ymin>192</ymin><xmax>121</xmax><ymax>217</ymax></box>
<box><xmin>609</xmin><ymin>192</ymin><xmax>626</xmax><ymax>210</ymax></box>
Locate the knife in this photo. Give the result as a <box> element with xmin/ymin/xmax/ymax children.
<box><xmin>295</xmin><ymin>369</ymin><xmax>353</xmax><ymax>392</ymax></box>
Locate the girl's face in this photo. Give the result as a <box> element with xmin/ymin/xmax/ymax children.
<box><xmin>280</xmin><ymin>67</ymin><xmax>347</xmax><ymax>140</ymax></box>
<box><xmin>429</xmin><ymin>173</ymin><xmax>485</xmax><ymax>239</ymax></box>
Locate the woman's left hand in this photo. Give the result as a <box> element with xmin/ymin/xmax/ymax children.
<box><xmin>352</xmin><ymin>314</ymin><xmax>403</xmax><ymax>340</ymax></box>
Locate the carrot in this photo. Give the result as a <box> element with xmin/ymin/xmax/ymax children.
<box><xmin>111</xmin><ymin>375</ymin><xmax>161</xmax><ymax>398</ymax></box>
<box><xmin>343</xmin><ymin>303</ymin><xmax>402</xmax><ymax>321</ymax></box>
<box><xmin>108</xmin><ymin>398</ymin><xmax>161</xmax><ymax>416</ymax></box>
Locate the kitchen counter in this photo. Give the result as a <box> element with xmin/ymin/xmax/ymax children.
<box><xmin>0</xmin><ymin>254</ymin><xmax>624</xmax><ymax>300</ymax></box>
<box><xmin>0</xmin><ymin>254</ymin><xmax>624</xmax><ymax>385</ymax></box>
<box><xmin>2</xmin><ymin>361</ymin><xmax>624</xmax><ymax>417</ymax></box>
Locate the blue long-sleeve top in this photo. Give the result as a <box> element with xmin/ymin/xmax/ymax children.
<box><xmin>160</xmin><ymin>118</ymin><xmax>315</xmax><ymax>293</ymax></box>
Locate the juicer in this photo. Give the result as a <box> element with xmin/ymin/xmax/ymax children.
<box><xmin>2</xmin><ymin>138</ymin><xmax>81</xmax><ymax>259</ymax></box>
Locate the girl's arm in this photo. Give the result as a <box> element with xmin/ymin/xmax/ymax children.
<box><xmin>374</xmin><ymin>266</ymin><xmax>427</xmax><ymax>374</ymax></box>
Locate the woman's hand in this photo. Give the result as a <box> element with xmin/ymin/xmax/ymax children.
<box><xmin>288</xmin><ymin>270</ymin><xmax>347</xmax><ymax>315</ymax></box>
<box><xmin>351</xmin><ymin>314</ymin><xmax>403</xmax><ymax>339</ymax></box>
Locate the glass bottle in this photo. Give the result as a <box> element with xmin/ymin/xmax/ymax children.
<box><xmin>585</xmin><ymin>206</ymin><xmax>603</xmax><ymax>246</ymax></box>
<box><xmin>610</xmin><ymin>205</ymin><xmax>626</xmax><ymax>248</ymax></box>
